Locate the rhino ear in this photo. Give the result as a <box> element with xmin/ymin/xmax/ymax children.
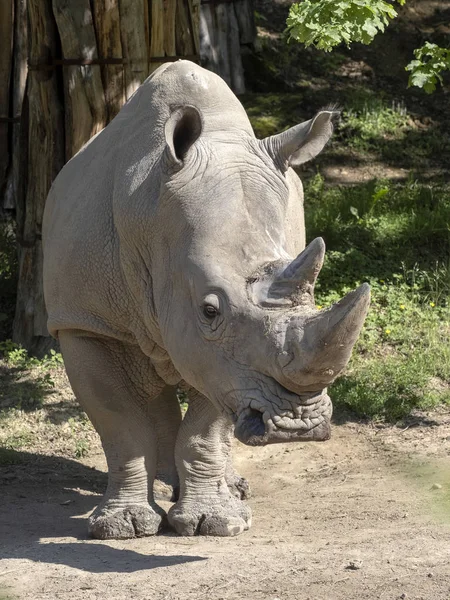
<box><xmin>263</xmin><ymin>109</ymin><xmax>339</xmax><ymax>171</ymax></box>
<box><xmin>165</xmin><ymin>105</ymin><xmax>203</xmax><ymax>165</ymax></box>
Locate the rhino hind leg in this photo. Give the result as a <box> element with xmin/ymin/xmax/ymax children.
<box><xmin>59</xmin><ymin>332</ymin><xmax>167</xmax><ymax>539</ymax></box>
<box><xmin>168</xmin><ymin>389</ymin><xmax>251</xmax><ymax>537</ymax></box>
<box><xmin>148</xmin><ymin>385</ymin><xmax>182</xmax><ymax>502</ymax></box>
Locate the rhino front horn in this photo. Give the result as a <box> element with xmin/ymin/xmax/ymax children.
<box><xmin>284</xmin><ymin>283</ymin><xmax>370</xmax><ymax>390</ymax></box>
<box><xmin>268</xmin><ymin>237</ymin><xmax>325</xmax><ymax>304</ymax></box>
<box><xmin>306</xmin><ymin>282</ymin><xmax>370</xmax><ymax>374</ymax></box>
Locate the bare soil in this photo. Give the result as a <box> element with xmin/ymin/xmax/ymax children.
<box><xmin>2</xmin><ymin>2</ymin><xmax>450</xmax><ymax>598</ymax></box>
<box><xmin>2</xmin><ymin>408</ymin><xmax>450</xmax><ymax>600</ymax></box>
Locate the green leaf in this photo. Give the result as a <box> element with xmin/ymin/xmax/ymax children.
<box><xmin>406</xmin><ymin>42</ymin><xmax>450</xmax><ymax>93</ymax></box>
<box><xmin>286</xmin><ymin>0</ymin><xmax>401</xmax><ymax>50</ymax></box>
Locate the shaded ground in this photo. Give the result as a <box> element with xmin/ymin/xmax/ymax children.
<box><xmin>2</xmin><ymin>405</ymin><xmax>450</xmax><ymax>600</ymax></box>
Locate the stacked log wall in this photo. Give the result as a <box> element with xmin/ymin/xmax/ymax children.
<box><xmin>0</xmin><ymin>0</ymin><xmax>254</xmax><ymax>353</ymax></box>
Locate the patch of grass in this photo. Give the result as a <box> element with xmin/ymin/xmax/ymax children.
<box><xmin>340</xmin><ymin>99</ymin><xmax>410</xmax><ymax>152</ymax></box>
<box><xmin>307</xmin><ymin>174</ymin><xmax>450</xmax><ymax>270</ymax></box>
<box><xmin>2</xmin><ymin>430</ymin><xmax>34</xmax><ymax>451</ymax></box>
<box><xmin>241</xmin><ymin>93</ymin><xmax>304</xmax><ymax>138</ymax></box>
<box><xmin>68</xmin><ymin>415</ymin><xmax>92</xmax><ymax>458</ymax></box>
<box><xmin>305</xmin><ymin>176</ymin><xmax>450</xmax><ymax>420</ymax></box>
<box><xmin>74</xmin><ymin>438</ymin><xmax>90</xmax><ymax>458</ymax></box>
<box><xmin>336</xmin><ymin>97</ymin><xmax>450</xmax><ymax>169</ymax></box>
<box><xmin>0</xmin><ymin>342</ymin><xmax>64</xmax><ymax>411</ymax></box>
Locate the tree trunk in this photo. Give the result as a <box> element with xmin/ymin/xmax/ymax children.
<box><xmin>199</xmin><ymin>0</ymin><xmax>255</xmax><ymax>94</ymax></box>
<box><xmin>52</xmin><ymin>0</ymin><xmax>106</xmax><ymax>160</ymax></box>
<box><xmin>13</xmin><ymin>0</ymin><xmax>64</xmax><ymax>355</ymax></box>
<box><xmin>93</xmin><ymin>0</ymin><xmax>125</xmax><ymax>121</ymax></box>
<box><xmin>5</xmin><ymin>0</ymin><xmax>203</xmax><ymax>354</ymax></box>
<box><xmin>0</xmin><ymin>0</ymin><xmax>14</xmax><ymax>209</ymax></box>
<box><xmin>119</xmin><ymin>0</ymin><xmax>149</xmax><ymax>99</ymax></box>
<box><xmin>4</xmin><ymin>0</ymin><xmax>28</xmax><ymax>213</ymax></box>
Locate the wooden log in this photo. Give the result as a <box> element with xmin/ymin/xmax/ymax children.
<box><xmin>235</xmin><ymin>0</ymin><xmax>256</xmax><ymax>45</ymax></box>
<box><xmin>0</xmin><ymin>0</ymin><xmax>14</xmax><ymax>207</ymax></box>
<box><xmin>176</xmin><ymin>0</ymin><xmax>195</xmax><ymax>58</ymax></box>
<box><xmin>164</xmin><ymin>0</ymin><xmax>177</xmax><ymax>57</ymax></box>
<box><xmin>13</xmin><ymin>0</ymin><xmax>64</xmax><ymax>352</ymax></box>
<box><xmin>52</xmin><ymin>0</ymin><xmax>106</xmax><ymax>159</ymax></box>
<box><xmin>119</xmin><ymin>0</ymin><xmax>149</xmax><ymax>99</ymax></box>
<box><xmin>199</xmin><ymin>1</ymin><xmax>253</xmax><ymax>93</ymax></box>
<box><xmin>149</xmin><ymin>0</ymin><xmax>165</xmax><ymax>74</ymax></box>
<box><xmin>215</xmin><ymin>4</ymin><xmax>231</xmax><ymax>87</ymax></box>
<box><xmin>4</xmin><ymin>0</ymin><xmax>28</xmax><ymax>212</ymax></box>
<box><xmin>199</xmin><ymin>5</ymin><xmax>219</xmax><ymax>75</ymax></box>
<box><xmin>228</xmin><ymin>4</ymin><xmax>245</xmax><ymax>94</ymax></box>
<box><xmin>188</xmin><ymin>0</ymin><xmax>201</xmax><ymax>56</ymax></box>
<box><xmin>93</xmin><ymin>0</ymin><xmax>125</xmax><ymax>121</ymax></box>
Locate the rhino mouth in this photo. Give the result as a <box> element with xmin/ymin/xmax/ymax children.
<box><xmin>234</xmin><ymin>389</ymin><xmax>332</xmax><ymax>447</ymax></box>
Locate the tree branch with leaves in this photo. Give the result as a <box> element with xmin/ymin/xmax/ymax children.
<box><xmin>286</xmin><ymin>0</ymin><xmax>449</xmax><ymax>93</ymax></box>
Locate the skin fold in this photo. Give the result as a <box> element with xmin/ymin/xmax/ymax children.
<box><xmin>43</xmin><ymin>61</ymin><xmax>370</xmax><ymax>538</ymax></box>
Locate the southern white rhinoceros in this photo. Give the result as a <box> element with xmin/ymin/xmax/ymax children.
<box><xmin>42</xmin><ymin>60</ymin><xmax>370</xmax><ymax>539</ymax></box>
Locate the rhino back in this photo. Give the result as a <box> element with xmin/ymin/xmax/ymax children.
<box><xmin>43</xmin><ymin>61</ymin><xmax>254</xmax><ymax>341</ymax></box>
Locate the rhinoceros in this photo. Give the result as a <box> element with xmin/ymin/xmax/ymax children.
<box><xmin>42</xmin><ymin>60</ymin><xmax>369</xmax><ymax>539</ymax></box>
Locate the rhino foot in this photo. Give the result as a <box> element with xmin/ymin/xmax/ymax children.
<box><xmin>168</xmin><ymin>492</ymin><xmax>252</xmax><ymax>537</ymax></box>
<box><xmin>88</xmin><ymin>503</ymin><xmax>166</xmax><ymax>540</ymax></box>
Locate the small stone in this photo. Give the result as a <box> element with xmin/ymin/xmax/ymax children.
<box><xmin>431</xmin><ymin>483</ymin><xmax>442</xmax><ymax>490</ymax></box>
<box><xmin>345</xmin><ymin>560</ymin><xmax>363</xmax><ymax>570</ymax></box>
<box><xmin>427</xmin><ymin>572</ymin><xmax>433</xmax><ymax>578</ymax></box>
<box><xmin>400</xmin><ymin>594</ymin><xmax>407</xmax><ymax>599</ymax></box>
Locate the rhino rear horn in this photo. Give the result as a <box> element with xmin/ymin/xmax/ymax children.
<box><xmin>263</xmin><ymin>109</ymin><xmax>339</xmax><ymax>171</ymax></box>
<box><xmin>268</xmin><ymin>238</ymin><xmax>325</xmax><ymax>304</ymax></box>
<box><xmin>165</xmin><ymin>105</ymin><xmax>203</xmax><ymax>165</ymax></box>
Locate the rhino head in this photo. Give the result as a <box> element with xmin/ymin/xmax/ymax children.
<box><xmin>124</xmin><ymin>64</ymin><xmax>370</xmax><ymax>447</ymax></box>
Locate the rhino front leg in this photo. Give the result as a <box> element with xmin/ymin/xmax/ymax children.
<box><xmin>168</xmin><ymin>389</ymin><xmax>251</xmax><ymax>536</ymax></box>
<box><xmin>59</xmin><ymin>332</ymin><xmax>166</xmax><ymax>539</ymax></box>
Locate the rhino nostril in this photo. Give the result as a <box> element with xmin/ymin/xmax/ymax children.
<box><xmin>234</xmin><ymin>408</ymin><xmax>266</xmax><ymax>444</ymax></box>
<box><xmin>243</xmin><ymin>408</ymin><xmax>266</xmax><ymax>436</ymax></box>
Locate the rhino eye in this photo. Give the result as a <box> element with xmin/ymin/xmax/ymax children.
<box><xmin>203</xmin><ymin>304</ymin><xmax>219</xmax><ymax>319</ymax></box>
<box><xmin>202</xmin><ymin>294</ymin><xmax>221</xmax><ymax>321</ymax></box>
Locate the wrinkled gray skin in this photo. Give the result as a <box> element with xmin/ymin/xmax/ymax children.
<box><xmin>43</xmin><ymin>61</ymin><xmax>370</xmax><ymax>539</ymax></box>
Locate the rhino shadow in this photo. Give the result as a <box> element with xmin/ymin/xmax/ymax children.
<box><xmin>0</xmin><ymin>450</ymin><xmax>206</xmax><ymax>573</ymax></box>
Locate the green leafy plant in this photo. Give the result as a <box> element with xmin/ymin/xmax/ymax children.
<box><xmin>74</xmin><ymin>439</ymin><xmax>90</xmax><ymax>458</ymax></box>
<box><xmin>340</xmin><ymin>99</ymin><xmax>409</xmax><ymax>151</ymax></box>
<box><xmin>286</xmin><ymin>1</ymin><xmax>449</xmax><ymax>92</ymax></box>
<box><xmin>41</xmin><ymin>349</ymin><xmax>64</xmax><ymax>369</ymax></box>
<box><xmin>286</xmin><ymin>0</ymin><xmax>405</xmax><ymax>51</ymax></box>
<box><xmin>406</xmin><ymin>42</ymin><xmax>450</xmax><ymax>94</ymax></box>
<box><xmin>0</xmin><ymin>341</ymin><xmax>64</xmax><ymax>409</ymax></box>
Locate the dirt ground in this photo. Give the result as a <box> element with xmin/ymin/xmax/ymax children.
<box><xmin>2</xmin><ymin>409</ymin><xmax>450</xmax><ymax>600</ymax></box>
<box><xmin>2</xmin><ymin>2</ymin><xmax>450</xmax><ymax>598</ymax></box>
